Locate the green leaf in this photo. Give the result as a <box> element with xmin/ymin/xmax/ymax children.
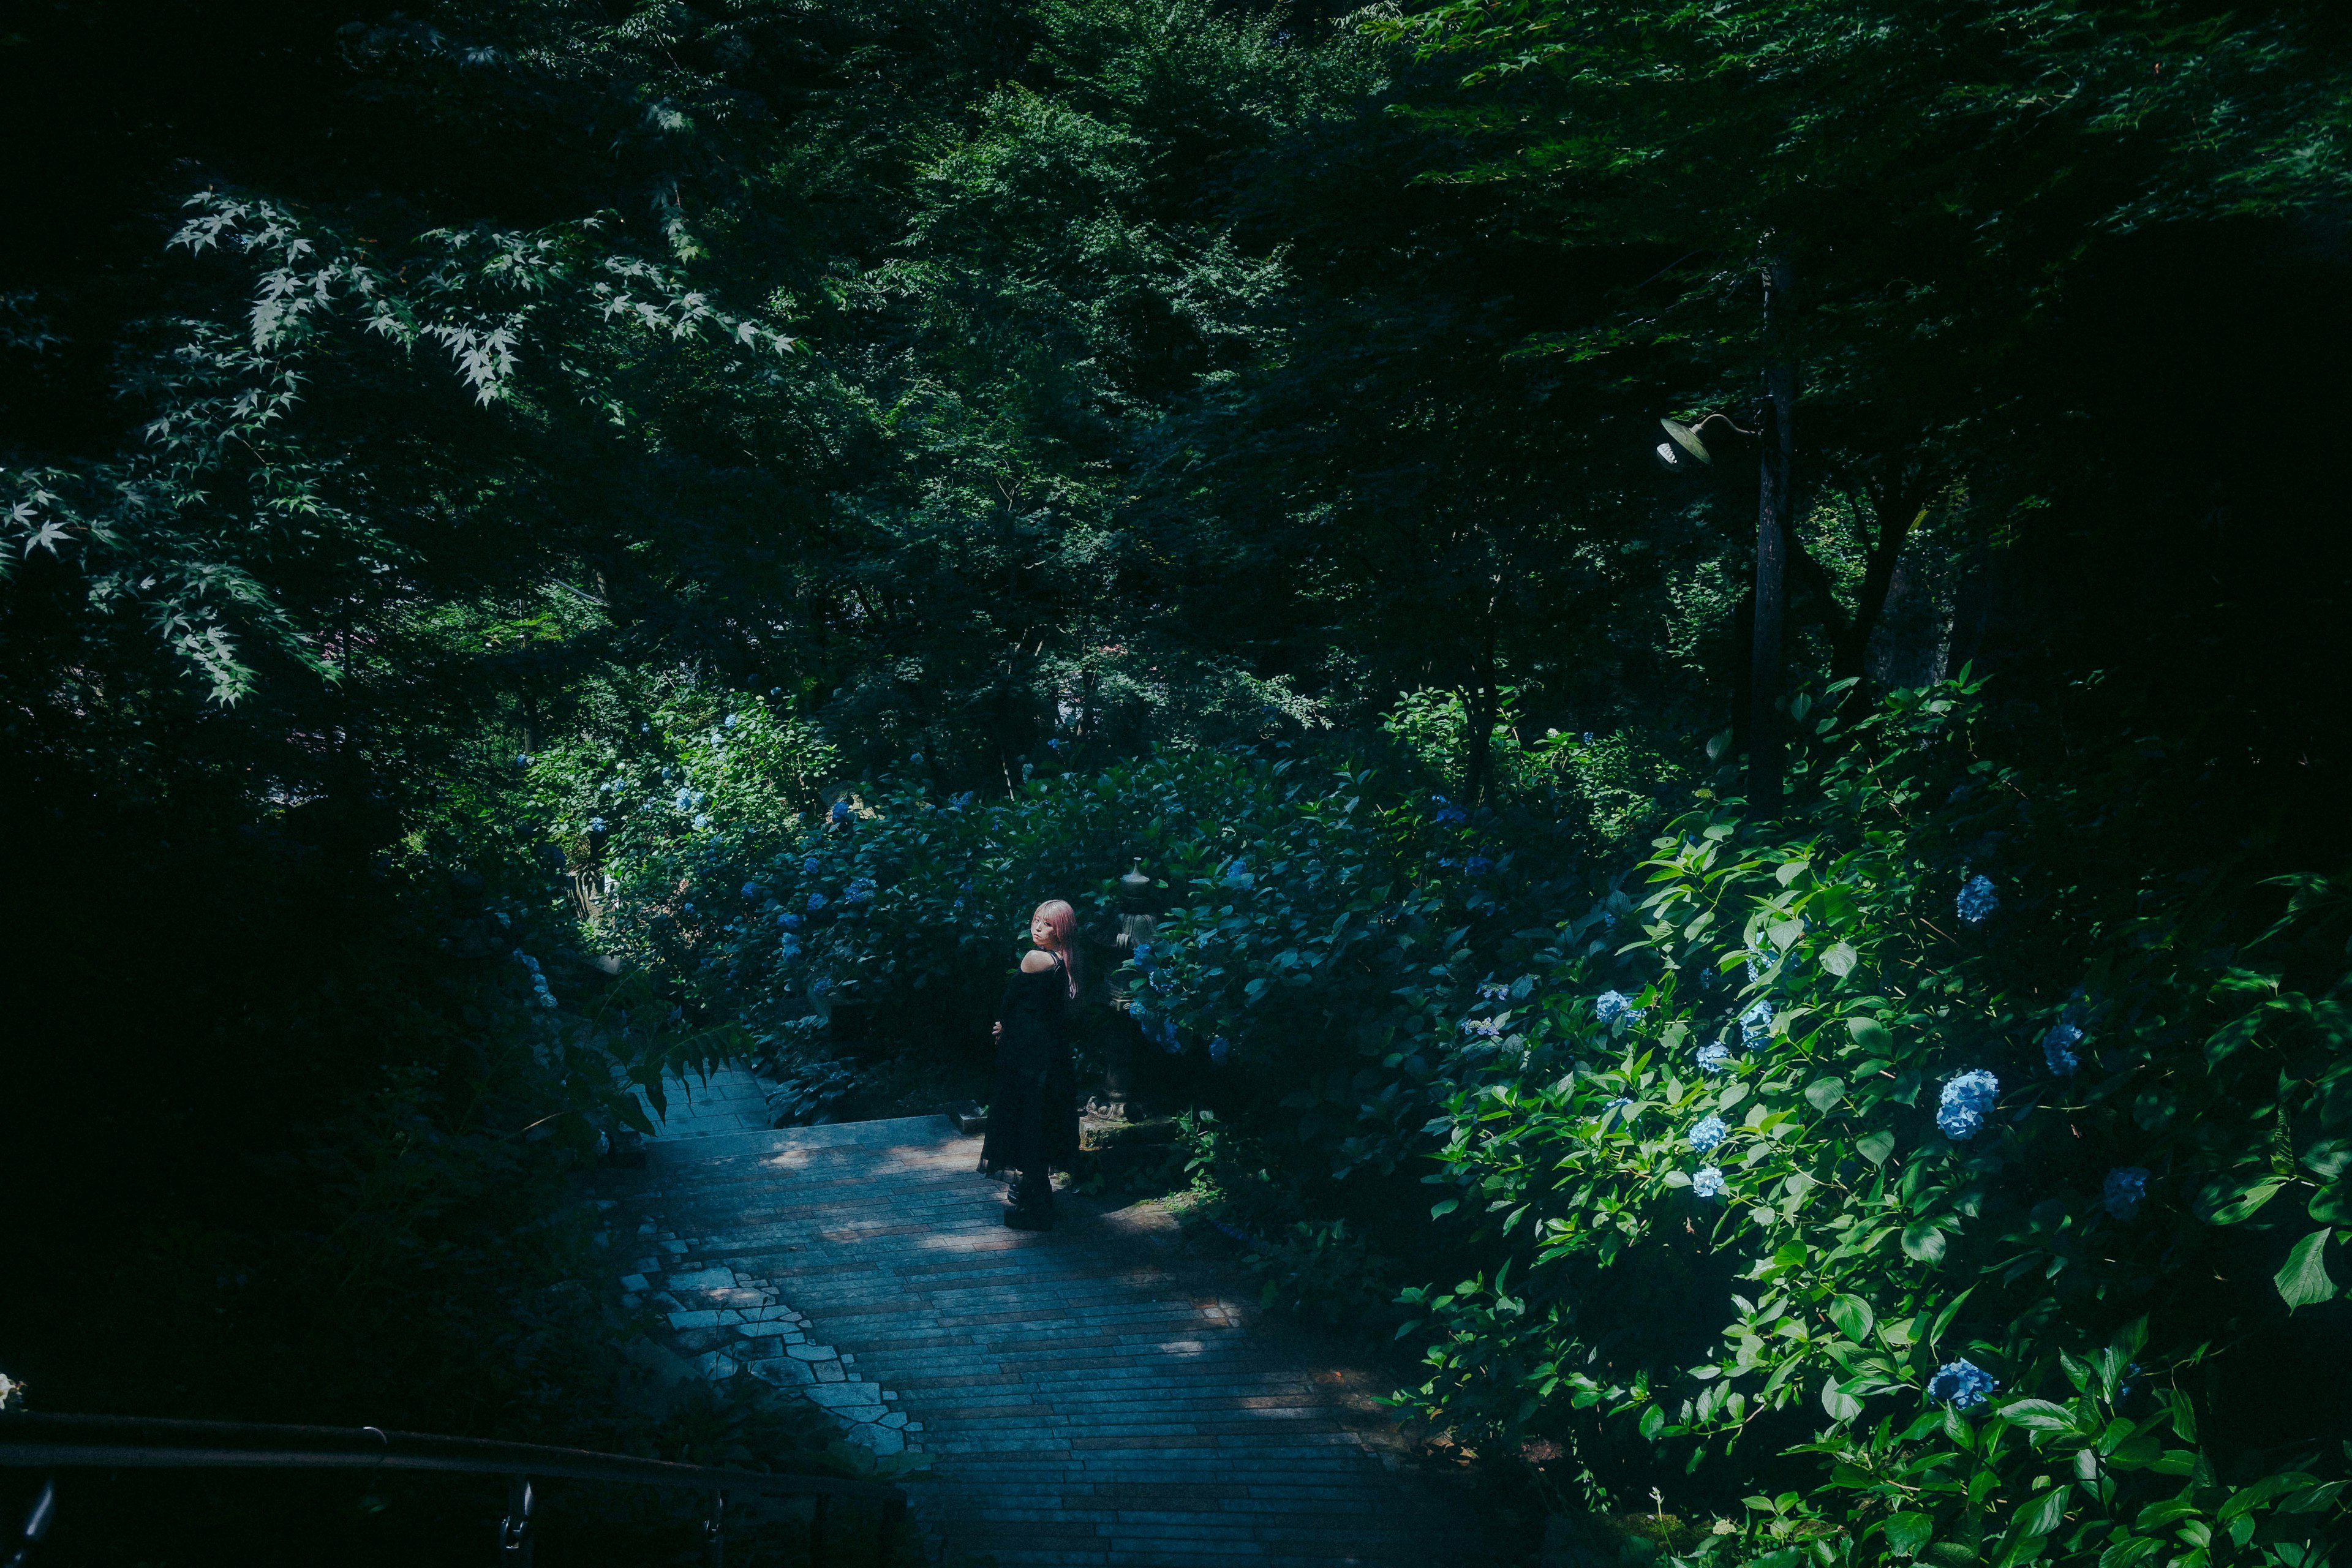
<box><xmin>1848</xmin><ymin>1017</ymin><xmax>1893</xmax><ymax>1053</ymax></box>
<box><xmin>2309</xmin><ymin>1182</ymin><xmax>2352</xmax><ymax>1226</ymax></box>
<box><xmin>1885</xmin><ymin>1513</ymin><xmax>1934</xmax><ymax>1557</ymax></box>
<box><xmin>1429</xmin><ymin>1197</ymin><xmax>1460</xmax><ymax>1219</ymax></box>
<box><xmin>1822</xmin><ymin>1376</ymin><xmax>1862</xmax><ymax>1422</ymax></box>
<box><xmin>1828</xmin><ymin>1292</ymin><xmax>1875</xmax><ymax>1342</ymax></box>
<box><xmin>1902</xmin><ymin>1219</ymin><xmax>1949</xmax><ymax>1264</ymax></box>
<box><xmin>1858</xmin><ymin>1130</ymin><xmax>1897</xmax><ymax>1166</ymax></box>
<box><xmin>1806</xmin><ymin>1076</ymin><xmax>1846</xmax><ymax>1111</ymax></box>
<box><xmin>2195</xmin><ymin>1173</ymin><xmax>2286</xmax><ymax>1226</ymax></box>
<box><xmin>1821</xmin><ymin>941</ymin><xmax>1858</xmax><ymax>978</ymax></box>
<box><xmin>2010</xmin><ymin>1483</ymin><xmax>2070</xmax><ymax>1539</ymax></box>
<box><xmin>2274</xmin><ymin>1227</ymin><xmax>2340</xmax><ymax>1310</ymax></box>
<box><xmin>2097</xmin><ymin>1537</ymin><xmax>2163</xmax><ymax>1568</ymax></box>
<box><xmin>1999</xmin><ymin>1400</ymin><xmax>2083</xmax><ymax>1434</ymax></box>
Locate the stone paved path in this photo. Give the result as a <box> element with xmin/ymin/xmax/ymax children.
<box><xmin>601</xmin><ymin>1103</ymin><xmax>1471</xmax><ymax>1567</ymax></box>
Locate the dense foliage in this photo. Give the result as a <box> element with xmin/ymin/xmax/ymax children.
<box><xmin>7</xmin><ymin>0</ymin><xmax>2351</xmax><ymax>1562</ymax></box>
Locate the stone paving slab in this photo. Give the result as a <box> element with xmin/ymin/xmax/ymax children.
<box><xmin>602</xmin><ymin>1112</ymin><xmax>1471</xmax><ymax>1567</ymax></box>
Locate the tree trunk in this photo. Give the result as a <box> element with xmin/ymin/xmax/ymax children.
<box><xmin>1749</xmin><ymin>258</ymin><xmax>1796</xmax><ymax>803</ymax></box>
<box><xmin>1833</xmin><ymin>475</ymin><xmax>1926</xmax><ymax>685</ymax></box>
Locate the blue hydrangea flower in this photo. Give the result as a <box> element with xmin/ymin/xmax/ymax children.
<box><xmin>1581</xmin><ymin>732</ymin><xmax>1595</xmax><ymax>744</ymax></box>
<box><xmin>1133</xmin><ymin>943</ymin><xmax>1158</xmax><ymax>973</ymax></box>
<box><xmin>538</xmin><ymin>992</ymin><xmax>558</xmax><ymax>1009</ymax></box>
<box><xmin>951</xmin><ymin>791</ymin><xmax>975</xmax><ymax>809</ymax></box>
<box><xmin>1740</xmin><ymin>1000</ymin><xmax>1774</xmax><ymax>1050</ymax></box>
<box><xmin>1223</xmin><ymin>860</ymin><xmax>1254</xmax><ymax>890</ymax></box>
<box><xmin>1431</xmin><ymin>794</ymin><xmax>1468</xmax><ymax>829</ymax></box>
<box><xmin>588</xmin><ymin>816</ymin><xmax>607</xmax><ymax>834</ymax></box>
<box><xmin>1937</xmin><ymin>1069</ymin><xmax>2000</xmax><ymax>1140</ymax></box>
<box><xmin>1692</xmin><ymin>1166</ymin><xmax>1727</xmax><ymax>1199</ymax></box>
<box><xmin>1046</xmin><ymin>737</ymin><xmax>1064</xmax><ymax>751</ymax></box>
<box><xmin>1689</xmin><ymin>1116</ymin><xmax>1728</xmax><ymax>1153</ymax></box>
<box><xmin>1596</xmin><ymin>990</ymin><xmax>1645</xmax><ymax>1025</ymax></box>
<box><xmin>778</xmin><ymin>934</ymin><xmax>803</xmax><ymax>960</ymax></box>
<box><xmin>692</xmin><ymin>813</ymin><xmax>710</xmax><ymax>829</ymax></box>
<box><xmin>675</xmin><ymin>789</ymin><xmax>695</xmax><ymax>810</ymax></box>
<box><xmin>845</xmin><ymin>878</ymin><xmax>876</xmax><ymax>904</ymax></box>
<box><xmin>1697</xmin><ymin>1041</ymin><xmax>1733</xmax><ymax>1074</ymax></box>
<box><xmin>831</xmin><ymin>799</ymin><xmax>852</xmax><ymax>823</ymax></box>
<box><xmin>806</xmin><ymin>892</ymin><xmax>827</xmax><ymax>911</ymax></box>
<box><xmin>1929</xmin><ymin>1360</ymin><xmax>1999</xmax><ymax>1411</ymax></box>
<box><xmin>1460</xmin><ymin>1017</ymin><xmax>1504</xmax><ymax>1039</ymax></box>
<box><xmin>802</xmin><ymin>857</ymin><xmax>821</xmax><ymax>876</ymax></box>
<box><xmin>777</xmin><ymin>911</ymin><xmax>801</xmax><ymax>930</ymax></box>
<box><xmin>1465</xmin><ymin>855</ymin><xmax>1494</xmax><ymax>876</ymax></box>
<box><xmin>1957</xmin><ymin>875</ymin><xmax>2000</xmax><ymax>925</ymax></box>
<box><xmin>741</xmin><ymin>881</ymin><xmax>764</xmax><ymax>901</ymax></box>
<box><xmin>910</xmin><ymin>752</ymin><xmax>924</xmax><ymax>766</ymax></box>
<box><xmin>2102</xmin><ymin>1166</ymin><xmax>2149</xmax><ymax>1220</ymax></box>
<box><xmin>515</xmin><ymin>753</ymin><xmax>532</xmax><ymax>767</ymax></box>
<box><xmin>1209</xmin><ymin>1036</ymin><xmax>1231</xmax><ymax>1065</ymax></box>
<box><xmin>2041</xmin><ymin>1022</ymin><xmax>2084</xmax><ymax>1077</ymax></box>
<box><xmin>769</xmin><ymin>687</ymin><xmax>780</xmax><ymax>696</ymax></box>
<box><xmin>1478</xmin><ymin>982</ymin><xmax>1511</xmax><ymax>1002</ymax></box>
<box><xmin>723</xmin><ymin>713</ymin><xmax>739</xmax><ymax>728</ymax></box>
<box><xmin>683</xmin><ymin>903</ymin><xmax>695</xmax><ymax>914</ymax></box>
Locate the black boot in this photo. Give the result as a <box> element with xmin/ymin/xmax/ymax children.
<box><xmin>1004</xmin><ymin>1168</ymin><xmax>1055</xmax><ymax>1230</ymax></box>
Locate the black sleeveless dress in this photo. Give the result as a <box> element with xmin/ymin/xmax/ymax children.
<box><xmin>981</xmin><ymin>954</ymin><xmax>1079</xmax><ymax>1177</ymax></box>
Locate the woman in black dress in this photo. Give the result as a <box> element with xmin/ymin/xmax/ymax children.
<box><xmin>981</xmin><ymin>899</ymin><xmax>1082</xmax><ymax>1229</ymax></box>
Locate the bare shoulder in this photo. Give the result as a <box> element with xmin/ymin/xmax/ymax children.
<box><xmin>1019</xmin><ymin>949</ymin><xmax>1059</xmax><ymax>973</ymax></box>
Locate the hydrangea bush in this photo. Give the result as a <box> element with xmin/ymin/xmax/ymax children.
<box><xmin>1384</xmin><ymin>680</ymin><xmax>2351</xmax><ymax>1562</ymax></box>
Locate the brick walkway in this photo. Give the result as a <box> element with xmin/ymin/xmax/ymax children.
<box><xmin>602</xmin><ymin>1104</ymin><xmax>1471</xmax><ymax>1567</ymax></box>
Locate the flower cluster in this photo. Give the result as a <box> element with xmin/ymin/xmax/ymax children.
<box><xmin>1695</xmin><ymin>1040</ymin><xmax>1733</xmax><ymax>1074</ymax></box>
<box><xmin>1688</xmin><ymin>1115</ymin><xmax>1727</xmax><ymax>1153</ymax></box>
<box><xmin>1691</xmin><ymin>1166</ymin><xmax>1727</xmax><ymax>1199</ymax></box>
<box><xmin>1595</xmin><ymin>990</ymin><xmax>1645</xmax><ymax>1026</ymax></box>
<box><xmin>1430</xmin><ymin>793</ymin><xmax>1468</xmax><ymax>829</ymax></box>
<box><xmin>1937</xmin><ymin>1069</ymin><xmax>2000</xmax><ymax>1140</ymax></box>
<box><xmin>1956</xmin><ymin>873</ymin><xmax>2000</xmax><ymax>925</ymax></box>
<box><xmin>1208</xmin><ymin>1036</ymin><xmax>1231</xmax><ymax>1065</ymax></box>
<box><xmin>1929</xmin><ymin>1359</ymin><xmax>1999</xmax><ymax>1411</ymax></box>
<box><xmin>2041</xmin><ymin>1020</ymin><xmax>2084</xmax><ymax>1076</ymax></box>
<box><xmin>2103</xmin><ymin>1166</ymin><xmax>2150</xmax><ymax>1220</ymax></box>
<box><xmin>1459</xmin><ymin>1016</ymin><xmax>1504</xmax><ymax>1039</ymax></box>
<box><xmin>1739</xmin><ymin>999</ymin><xmax>1774</xmax><ymax>1050</ymax></box>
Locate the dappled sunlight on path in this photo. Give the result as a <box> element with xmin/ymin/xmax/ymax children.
<box><xmin>603</xmin><ymin>1107</ymin><xmax>1471</xmax><ymax>1566</ymax></box>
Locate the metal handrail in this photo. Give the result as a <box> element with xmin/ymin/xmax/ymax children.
<box><xmin>1</xmin><ymin>1411</ymin><xmax>905</xmax><ymax>1565</ymax></box>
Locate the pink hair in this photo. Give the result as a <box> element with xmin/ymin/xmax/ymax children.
<box><xmin>1034</xmin><ymin>899</ymin><xmax>1082</xmax><ymax>1000</ymax></box>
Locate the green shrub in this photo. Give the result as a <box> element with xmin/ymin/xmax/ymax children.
<box><xmin>1395</xmin><ymin>677</ymin><xmax>2352</xmax><ymax>1561</ymax></box>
